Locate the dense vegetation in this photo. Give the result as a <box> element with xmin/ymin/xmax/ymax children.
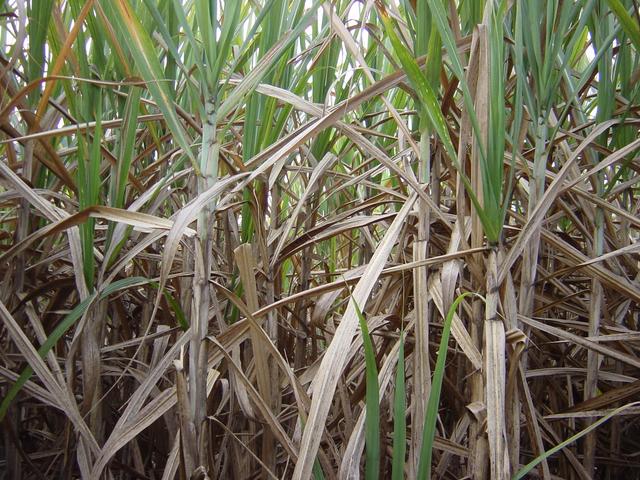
<box><xmin>1</xmin><ymin>0</ymin><xmax>639</xmax><ymax>478</ymax></box>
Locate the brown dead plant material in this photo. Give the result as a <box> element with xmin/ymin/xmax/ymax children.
<box><xmin>0</xmin><ymin>1</ymin><xmax>639</xmax><ymax>479</ymax></box>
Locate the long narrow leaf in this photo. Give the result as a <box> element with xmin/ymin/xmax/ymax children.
<box><xmin>514</xmin><ymin>401</ymin><xmax>640</xmax><ymax>479</ymax></box>
<box><xmin>391</xmin><ymin>330</ymin><xmax>406</xmax><ymax>480</ymax></box>
<box><xmin>355</xmin><ymin>300</ymin><xmax>380</xmax><ymax>480</ymax></box>
<box><xmin>417</xmin><ymin>292</ymin><xmax>482</xmax><ymax>480</ymax></box>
